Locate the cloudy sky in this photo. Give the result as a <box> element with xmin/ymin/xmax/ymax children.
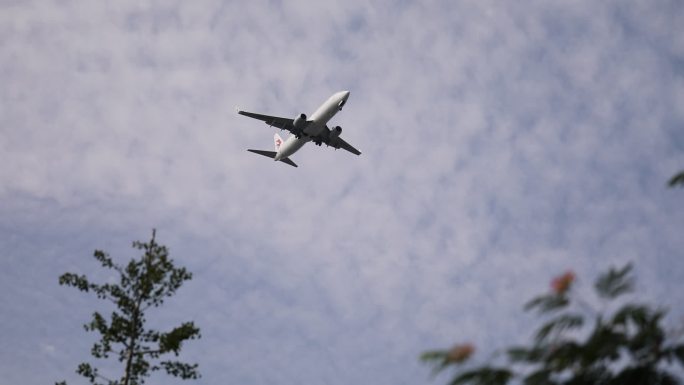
<box><xmin>2</xmin><ymin>1</ymin><xmax>684</xmax><ymax>384</ymax></box>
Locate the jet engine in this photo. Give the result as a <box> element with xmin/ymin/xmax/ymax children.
<box><xmin>329</xmin><ymin>126</ymin><xmax>342</xmax><ymax>140</ymax></box>
<box><xmin>293</xmin><ymin>113</ymin><xmax>307</xmax><ymax>129</ymax></box>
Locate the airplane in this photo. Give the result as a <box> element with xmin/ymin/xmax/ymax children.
<box><xmin>237</xmin><ymin>90</ymin><xmax>361</xmax><ymax>167</ymax></box>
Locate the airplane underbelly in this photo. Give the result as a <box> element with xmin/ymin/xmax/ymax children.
<box><xmin>303</xmin><ymin>123</ymin><xmax>324</xmax><ymax>136</ymax></box>
<box><xmin>280</xmin><ymin>137</ymin><xmax>308</xmax><ymax>158</ymax></box>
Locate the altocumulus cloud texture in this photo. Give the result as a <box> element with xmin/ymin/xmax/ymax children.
<box><xmin>1</xmin><ymin>1</ymin><xmax>684</xmax><ymax>384</ymax></box>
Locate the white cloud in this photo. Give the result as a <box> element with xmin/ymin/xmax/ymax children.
<box><xmin>2</xmin><ymin>1</ymin><xmax>684</xmax><ymax>384</ymax></box>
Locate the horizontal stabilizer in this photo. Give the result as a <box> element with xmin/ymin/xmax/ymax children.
<box><xmin>247</xmin><ymin>149</ymin><xmax>298</xmax><ymax>168</ymax></box>
<box><xmin>279</xmin><ymin>157</ymin><xmax>298</xmax><ymax>167</ymax></box>
<box><xmin>247</xmin><ymin>149</ymin><xmax>276</xmax><ymax>158</ymax></box>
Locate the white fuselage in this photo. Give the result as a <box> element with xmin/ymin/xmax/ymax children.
<box><xmin>274</xmin><ymin>91</ymin><xmax>350</xmax><ymax>161</ymax></box>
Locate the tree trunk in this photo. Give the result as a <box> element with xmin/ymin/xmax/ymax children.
<box><xmin>123</xmin><ymin>297</ymin><xmax>142</xmax><ymax>385</ymax></box>
<box><xmin>123</xmin><ymin>334</ymin><xmax>134</xmax><ymax>385</ymax></box>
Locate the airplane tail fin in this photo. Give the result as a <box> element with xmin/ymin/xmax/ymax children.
<box><xmin>274</xmin><ymin>133</ymin><xmax>284</xmax><ymax>151</ymax></box>
<box><xmin>247</xmin><ymin>149</ymin><xmax>298</xmax><ymax>168</ymax></box>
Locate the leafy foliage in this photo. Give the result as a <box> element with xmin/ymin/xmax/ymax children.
<box><xmin>449</xmin><ymin>367</ymin><xmax>512</xmax><ymax>385</ymax></box>
<box><xmin>594</xmin><ymin>263</ymin><xmax>634</xmax><ymax>299</ymax></box>
<box><xmin>422</xmin><ymin>344</ymin><xmax>476</xmax><ymax>376</ymax></box>
<box><xmin>524</xmin><ymin>294</ymin><xmax>570</xmax><ymax>315</ymax></box>
<box><xmin>534</xmin><ymin>313</ymin><xmax>583</xmax><ymax>344</ymax></box>
<box><xmin>56</xmin><ymin>231</ymin><xmax>201</xmax><ymax>385</ymax></box>
<box><xmin>669</xmin><ymin>171</ymin><xmax>684</xmax><ymax>188</ymax></box>
<box><xmin>421</xmin><ymin>265</ymin><xmax>684</xmax><ymax>385</ymax></box>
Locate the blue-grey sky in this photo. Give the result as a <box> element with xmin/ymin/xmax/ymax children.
<box><xmin>2</xmin><ymin>1</ymin><xmax>684</xmax><ymax>384</ymax></box>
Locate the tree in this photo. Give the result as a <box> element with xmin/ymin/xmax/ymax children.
<box><xmin>421</xmin><ymin>264</ymin><xmax>684</xmax><ymax>385</ymax></box>
<box><xmin>56</xmin><ymin>230</ymin><xmax>201</xmax><ymax>385</ymax></box>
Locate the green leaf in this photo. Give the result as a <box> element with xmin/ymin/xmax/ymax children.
<box><xmin>580</xmin><ymin>321</ymin><xmax>626</xmax><ymax>366</ymax></box>
<box><xmin>524</xmin><ymin>295</ymin><xmax>569</xmax><ymax>314</ymax></box>
<box><xmin>420</xmin><ymin>350</ymin><xmax>451</xmax><ymax>375</ymax></box>
<box><xmin>59</xmin><ymin>273</ymin><xmax>90</xmax><ymax>292</ymax></box>
<box><xmin>523</xmin><ymin>370</ymin><xmax>553</xmax><ymax>385</ymax></box>
<box><xmin>674</xmin><ymin>345</ymin><xmax>684</xmax><ymax>366</ymax></box>
<box><xmin>449</xmin><ymin>367</ymin><xmax>512</xmax><ymax>385</ymax></box>
<box><xmin>535</xmin><ymin>314</ymin><xmax>584</xmax><ymax>344</ymax></box>
<box><xmin>159</xmin><ymin>361</ymin><xmax>200</xmax><ymax>380</ymax></box>
<box><xmin>612</xmin><ymin>365</ymin><xmax>679</xmax><ymax>385</ymax></box>
<box><xmin>668</xmin><ymin>171</ymin><xmax>684</xmax><ymax>188</ymax></box>
<box><xmin>507</xmin><ymin>346</ymin><xmax>546</xmax><ymax>363</ymax></box>
<box><xmin>594</xmin><ymin>263</ymin><xmax>634</xmax><ymax>299</ymax></box>
<box><xmin>420</xmin><ymin>350</ymin><xmax>448</xmax><ymax>362</ymax></box>
<box><xmin>160</xmin><ymin>322</ymin><xmax>201</xmax><ymax>354</ymax></box>
<box><xmin>611</xmin><ymin>304</ymin><xmax>667</xmax><ymax>361</ymax></box>
<box><xmin>544</xmin><ymin>341</ymin><xmax>583</xmax><ymax>371</ymax></box>
<box><xmin>612</xmin><ymin>304</ymin><xmax>649</xmax><ymax>326</ymax></box>
<box><xmin>76</xmin><ymin>362</ymin><xmax>97</xmax><ymax>383</ymax></box>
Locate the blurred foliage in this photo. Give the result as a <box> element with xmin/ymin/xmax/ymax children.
<box><xmin>421</xmin><ymin>264</ymin><xmax>684</xmax><ymax>385</ymax></box>
<box><xmin>56</xmin><ymin>230</ymin><xmax>201</xmax><ymax>385</ymax></box>
<box><xmin>669</xmin><ymin>171</ymin><xmax>684</xmax><ymax>188</ymax></box>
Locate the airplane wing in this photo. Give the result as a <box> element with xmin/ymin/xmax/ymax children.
<box><xmin>314</xmin><ymin>126</ymin><xmax>362</xmax><ymax>156</ymax></box>
<box><xmin>237</xmin><ymin>110</ymin><xmax>296</xmax><ymax>132</ymax></box>
<box><xmin>334</xmin><ymin>137</ymin><xmax>362</xmax><ymax>156</ymax></box>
